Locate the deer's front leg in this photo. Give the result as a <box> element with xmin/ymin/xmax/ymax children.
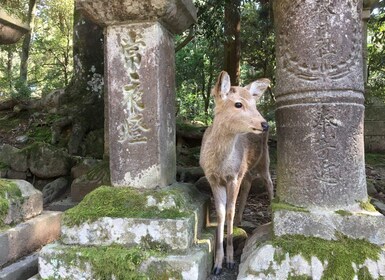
<box><xmin>226</xmin><ymin>177</ymin><xmax>242</xmax><ymax>270</ymax></box>
<box><xmin>211</xmin><ymin>185</ymin><xmax>227</xmax><ymax>275</ymax></box>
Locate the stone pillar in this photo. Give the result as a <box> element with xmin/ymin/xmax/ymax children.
<box><xmin>76</xmin><ymin>0</ymin><xmax>196</xmax><ymax>188</ymax></box>
<box><xmin>274</xmin><ymin>0</ymin><xmax>367</xmax><ymax>210</ymax></box>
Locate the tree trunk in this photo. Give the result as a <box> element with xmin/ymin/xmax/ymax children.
<box><xmin>54</xmin><ymin>9</ymin><xmax>104</xmax><ymax>157</ymax></box>
<box><xmin>7</xmin><ymin>48</ymin><xmax>13</xmax><ymax>91</ymax></box>
<box><xmin>19</xmin><ymin>0</ymin><xmax>37</xmax><ymax>83</ymax></box>
<box><xmin>224</xmin><ymin>0</ymin><xmax>241</xmax><ymax>86</ymax></box>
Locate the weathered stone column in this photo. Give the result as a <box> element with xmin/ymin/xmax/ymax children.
<box><xmin>76</xmin><ymin>1</ymin><xmax>196</xmax><ymax>188</ymax></box>
<box><xmin>275</xmin><ymin>0</ymin><xmax>367</xmax><ymax>210</ymax></box>
<box><xmin>272</xmin><ymin>0</ymin><xmax>385</xmax><ymax>242</ymax></box>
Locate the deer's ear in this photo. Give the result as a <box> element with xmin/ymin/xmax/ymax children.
<box><xmin>245</xmin><ymin>78</ymin><xmax>270</xmax><ymax>101</ymax></box>
<box><xmin>213</xmin><ymin>71</ymin><xmax>231</xmax><ymax>101</ymax></box>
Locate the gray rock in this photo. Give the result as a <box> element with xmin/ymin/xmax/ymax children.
<box><xmin>28</xmin><ymin>143</ymin><xmax>72</xmax><ymax>178</ymax></box>
<box><xmin>42</xmin><ymin>177</ymin><xmax>69</xmax><ymax>205</ymax></box>
<box><xmin>0</xmin><ymin>253</ymin><xmax>38</xmax><ymax>280</ymax></box>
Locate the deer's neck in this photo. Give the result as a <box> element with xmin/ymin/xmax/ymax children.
<box><xmin>209</xmin><ymin>121</ymin><xmax>240</xmax><ymax>161</ymax></box>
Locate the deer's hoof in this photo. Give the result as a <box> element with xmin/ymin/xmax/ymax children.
<box><xmin>212</xmin><ymin>267</ymin><xmax>222</xmax><ymax>275</ymax></box>
<box><xmin>227</xmin><ymin>262</ymin><xmax>236</xmax><ymax>270</ymax></box>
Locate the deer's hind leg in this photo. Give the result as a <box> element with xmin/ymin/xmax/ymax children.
<box><xmin>256</xmin><ymin>153</ymin><xmax>274</xmax><ymax>201</ymax></box>
<box><xmin>234</xmin><ymin>172</ymin><xmax>252</xmax><ymax>226</ymax></box>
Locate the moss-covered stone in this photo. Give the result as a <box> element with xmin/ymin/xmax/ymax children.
<box><xmin>271</xmin><ymin>235</ymin><xmax>382</xmax><ymax>280</ymax></box>
<box><xmin>49</xmin><ymin>244</ymin><xmax>156</xmax><ymax>280</ymax></box>
<box><xmin>62</xmin><ymin>185</ymin><xmax>200</xmax><ymax>227</ymax></box>
<box><xmin>0</xmin><ymin>179</ymin><xmax>22</xmax><ymax>227</ymax></box>
<box><xmin>334</xmin><ymin>210</ymin><xmax>353</xmax><ymax>216</ymax></box>
<box><xmin>271</xmin><ymin>199</ymin><xmax>309</xmax><ymax>213</ymax></box>
<box><xmin>360</xmin><ymin>200</ymin><xmax>378</xmax><ymax>212</ymax></box>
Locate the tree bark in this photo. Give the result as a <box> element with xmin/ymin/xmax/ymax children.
<box><xmin>224</xmin><ymin>0</ymin><xmax>241</xmax><ymax>86</ymax></box>
<box><xmin>54</xmin><ymin>9</ymin><xmax>104</xmax><ymax>157</ymax></box>
<box><xmin>19</xmin><ymin>0</ymin><xmax>37</xmax><ymax>83</ymax></box>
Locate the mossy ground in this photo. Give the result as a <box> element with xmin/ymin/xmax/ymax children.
<box><xmin>62</xmin><ymin>185</ymin><xmax>199</xmax><ymax>227</ymax></box>
<box><xmin>0</xmin><ymin>179</ymin><xmax>22</xmax><ymax>228</ymax></box>
<box><xmin>365</xmin><ymin>153</ymin><xmax>385</xmax><ymax>167</ymax></box>
<box><xmin>271</xmin><ymin>235</ymin><xmax>383</xmax><ymax>280</ymax></box>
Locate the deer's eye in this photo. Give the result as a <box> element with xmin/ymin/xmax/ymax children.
<box><xmin>235</xmin><ymin>102</ymin><xmax>243</xmax><ymax>108</ymax></box>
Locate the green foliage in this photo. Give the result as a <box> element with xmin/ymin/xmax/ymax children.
<box><xmin>367</xmin><ymin>0</ymin><xmax>385</xmax><ymax>104</ymax></box>
<box><xmin>176</xmin><ymin>1</ymin><xmax>276</xmax><ymax>126</ymax></box>
<box><xmin>0</xmin><ymin>0</ymin><xmax>74</xmax><ymax>99</ymax></box>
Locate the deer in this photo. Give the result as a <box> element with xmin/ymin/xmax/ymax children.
<box><xmin>199</xmin><ymin>71</ymin><xmax>274</xmax><ymax>275</ymax></box>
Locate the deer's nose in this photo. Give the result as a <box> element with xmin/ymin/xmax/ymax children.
<box><xmin>261</xmin><ymin>122</ymin><xmax>269</xmax><ymax>132</ymax></box>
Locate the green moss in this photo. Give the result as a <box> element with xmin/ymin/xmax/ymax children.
<box><xmin>365</xmin><ymin>153</ymin><xmax>385</xmax><ymax>167</ymax></box>
<box><xmin>272</xmin><ymin>235</ymin><xmax>382</xmax><ymax>280</ymax></box>
<box><xmin>271</xmin><ymin>199</ymin><xmax>309</xmax><ymax>213</ymax></box>
<box><xmin>288</xmin><ymin>275</ymin><xmax>311</xmax><ymax>280</ymax></box>
<box><xmin>27</xmin><ymin>125</ymin><xmax>51</xmax><ymax>143</ymax></box>
<box><xmin>334</xmin><ymin>210</ymin><xmax>353</xmax><ymax>216</ymax></box>
<box><xmin>62</xmin><ymin>186</ymin><xmax>193</xmax><ymax>227</ymax></box>
<box><xmin>57</xmin><ymin>245</ymin><xmax>153</xmax><ymax>280</ymax></box>
<box><xmin>359</xmin><ymin>200</ymin><xmax>377</xmax><ymax>212</ymax></box>
<box><xmin>0</xmin><ymin>179</ymin><xmax>22</xmax><ymax>228</ymax></box>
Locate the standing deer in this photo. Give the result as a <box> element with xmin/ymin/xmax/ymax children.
<box><xmin>200</xmin><ymin>71</ymin><xmax>274</xmax><ymax>275</ymax></box>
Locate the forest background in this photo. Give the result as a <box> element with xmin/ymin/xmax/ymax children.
<box><xmin>0</xmin><ymin>0</ymin><xmax>384</xmax><ymax>134</ymax></box>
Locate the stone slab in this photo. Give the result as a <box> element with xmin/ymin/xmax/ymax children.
<box><xmin>76</xmin><ymin>0</ymin><xmax>197</xmax><ymax>34</ymax></box>
<box><xmin>39</xmin><ymin>241</ymin><xmax>213</xmax><ymax>280</ymax></box>
<box><xmin>0</xmin><ymin>211</ymin><xmax>61</xmax><ymax>267</ymax></box>
<box><xmin>3</xmin><ymin>179</ymin><xmax>43</xmax><ymax>225</ymax></box>
<box><xmin>0</xmin><ymin>253</ymin><xmax>38</xmax><ymax>280</ymax></box>
<box><xmin>273</xmin><ymin>209</ymin><xmax>385</xmax><ymax>245</ymax></box>
<box><xmin>238</xmin><ymin>243</ymin><xmax>385</xmax><ymax>280</ymax></box>
<box><xmin>61</xmin><ymin>216</ymin><xmax>195</xmax><ymax>250</ymax></box>
<box><xmin>61</xmin><ymin>184</ymin><xmax>208</xmax><ymax>251</ymax></box>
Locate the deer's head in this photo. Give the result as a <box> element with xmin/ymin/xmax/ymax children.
<box><xmin>211</xmin><ymin>71</ymin><xmax>270</xmax><ymax>134</ymax></box>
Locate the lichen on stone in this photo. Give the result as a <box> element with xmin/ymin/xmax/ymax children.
<box><xmin>359</xmin><ymin>200</ymin><xmax>378</xmax><ymax>212</ymax></box>
<box><xmin>271</xmin><ymin>199</ymin><xmax>309</xmax><ymax>213</ymax></box>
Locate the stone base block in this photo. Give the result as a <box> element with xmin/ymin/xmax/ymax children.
<box><xmin>39</xmin><ymin>240</ymin><xmax>213</xmax><ymax>280</ymax></box>
<box><xmin>239</xmin><ymin>224</ymin><xmax>385</xmax><ymax>280</ymax></box>
<box><xmin>0</xmin><ymin>211</ymin><xmax>61</xmax><ymax>267</ymax></box>
<box><xmin>0</xmin><ymin>253</ymin><xmax>38</xmax><ymax>280</ymax></box>
<box><xmin>2</xmin><ymin>179</ymin><xmax>43</xmax><ymax>225</ymax></box>
<box><xmin>61</xmin><ymin>184</ymin><xmax>209</xmax><ymax>251</ymax></box>
<box><xmin>62</xmin><ymin>216</ymin><xmax>195</xmax><ymax>250</ymax></box>
<box><xmin>273</xmin><ymin>207</ymin><xmax>385</xmax><ymax>245</ymax></box>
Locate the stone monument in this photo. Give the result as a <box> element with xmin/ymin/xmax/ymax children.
<box><xmin>36</xmin><ymin>1</ymin><xmax>215</xmax><ymax>279</ymax></box>
<box><xmin>0</xmin><ymin>8</ymin><xmax>29</xmax><ymax>44</ymax></box>
<box><xmin>239</xmin><ymin>1</ymin><xmax>385</xmax><ymax>278</ymax></box>
<box><xmin>76</xmin><ymin>0</ymin><xmax>196</xmax><ymax>189</ymax></box>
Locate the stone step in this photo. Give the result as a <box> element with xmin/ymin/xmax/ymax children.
<box><xmin>60</xmin><ymin>184</ymin><xmax>209</xmax><ymax>251</ymax></box>
<box><xmin>0</xmin><ymin>253</ymin><xmax>38</xmax><ymax>280</ymax></box>
<box><xmin>0</xmin><ymin>211</ymin><xmax>61</xmax><ymax>267</ymax></box>
<box><xmin>39</xmin><ymin>237</ymin><xmax>214</xmax><ymax>280</ymax></box>
<box><xmin>1</xmin><ymin>179</ymin><xmax>42</xmax><ymax>226</ymax></box>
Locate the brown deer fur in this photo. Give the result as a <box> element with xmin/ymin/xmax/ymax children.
<box><xmin>200</xmin><ymin>71</ymin><xmax>274</xmax><ymax>275</ymax></box>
